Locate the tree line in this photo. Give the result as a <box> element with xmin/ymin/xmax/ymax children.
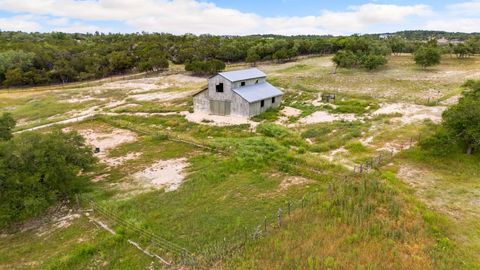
<box><xmin>0</xmin><ymin>31</ymin><xmax>479</xmax><ymax>87</ymax></box>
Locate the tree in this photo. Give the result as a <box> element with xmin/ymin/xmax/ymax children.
<box><xmin>360</xmin><ymin>54</ymin><xmax>387</xmax><ymax>70</ymax></box>
<box><xmin>50</xmin><ymin>59</ymin><xmax>77</xmax><ymax>84</ymax></box>
<box><xmin>2</xmin><ymin>68</ymin><xmax>25</xmax><ymax>87</ymax></box>
<box><xmin>246</xmin><ymin>48</ymin><xmax>260</xmax><ymax>67</ymax></box>
<box><xmin>272</xmin><ymin>48</ymin><xmax>289</xmax><ymax>63</ymax></box>
<box><xmin>413</xmin><ymin>46</ymin><xmax>441</xmax><ymax>70</ymax></box>
<box><xmin>441</xmin><ymin>81</ymin><xmax>480</xmax><ymax>154</ymax></box>
<box><xmin>0</xmin><ymin>129</ymin><xmax>96</xmax><ymax>228</ymax></box>
<box><xmin>185</xmin><ymin>59</ymin><xmax>225</xmax><ymax>75</ymax></box>
<box><xmin>0</xmin><ymin>50</ymin><xmax>34</xmax><ymax>77</ymax></box>
<box><xmin>108</xmin><ymin>51</ymin><xmax>134</xmax><ymax>74</ymax></box>
<box><xmin>332</xmin><ymin>50</ymin><xmax>356</xmax><ymax>73</ymax></box>
<box><xmin>0</xmin><ymin>113</ymin><xmax>15</xmax><ymax>140</ymax></box>
<box><xmin>388</xmin><ymin>36</ymin><xmax>406</xmax><ymax>56</ymax></box>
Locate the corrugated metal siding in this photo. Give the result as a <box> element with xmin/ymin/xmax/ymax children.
<box><xmin>193</xmin><ymin>90</ymin><xmax>209</xmax><ymax>113</ymax></box>
<box><xmin>249</xmin><ymin>95</ymin><xmax>282</xmax><ymax>116</ymax></box>
<box><xmin>231</xmin><ymin>92</ymin><xmax>250</xmax><ymax>116</ymax></box>
<box><xmin>208</xmin><ymin>75</ymin><xmax>233</xmax><ymax>101</ymax></box>
<box><xmin>210</xmin><ymin>100</ymin><xmax>231</xmax><ymax>115</ymax></box>
<box><xmin>231</xmin><ymin>77</ymin><xmax>266</xmax><ymax>88</ymax></box>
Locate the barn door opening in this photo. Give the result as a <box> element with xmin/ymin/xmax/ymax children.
<box><xmin>210</xmin><ymin>100</ymin><xmax>231</xmax><ymax>116</ymax></box>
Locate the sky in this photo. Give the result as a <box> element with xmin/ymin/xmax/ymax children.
<box><xmin>0</xmin><ymin>0</ymin><xmax>478</xmax><ymax>35</ymax></box>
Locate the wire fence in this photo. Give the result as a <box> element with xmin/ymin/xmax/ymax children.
<box><xmin>78</xmin><ymin>196</ymin><xmax>196</xmax><ymax>267</ymax></box>
<box><xmin>83</xmin><ymin>116</ymin><xmax>421</xmax><ymax>268</ymax></box>
<box><xmin>78</xmin><ymin>188</ymin><xmax>324</xmax><ymax>268</ymax></box>
<box><xmin>353</xmin><ymin>136</ymin><xmax>418</xmax><ymax>174</ymax></box>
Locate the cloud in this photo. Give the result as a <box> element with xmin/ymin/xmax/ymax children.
<box><xmin>424</xmin><ymin>18</ymin><xmax>480</xmax><ymax>33</ymax></box>
<box><xmin>0</xmin><ymin>0</ymin><xmax>434</xmax><ymax>35</ymax></box>
<box><xmin>47</xmin><ymin>17</ymin><xmax>70</xmax><ymax>27</ymax></box>
<box><xmin>447</xmin><ymin>1</ymin><xmax>480</xmax><ymax>16</ymax></box>
<box><xmin>0</xmin><ymin>15</ymin><xmax>42</xmax><ymax>32</ymax></box>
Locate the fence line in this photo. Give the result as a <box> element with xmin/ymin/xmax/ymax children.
<box><xmin>78</xmin><ymin>196</ymin><xmax>196</xmax><ymax>267</ymax></box>
<box><xmin>353</xmin><ymin>136</ymin><xmax>417</xmax><ymax>174</ymax></box>
<box><xmin>84</xmin><ymin>117</ymin><xmax>420</xmax><ymax>267</ymax></box>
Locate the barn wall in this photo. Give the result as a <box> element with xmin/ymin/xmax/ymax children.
<box><xmin>231</xmin><ymin>77</ymin><xmax>266</xmax><ymax>89</ymax></box>
<box><xmin>208</xmin><ymin>75</ymin><xmax>233</xmax><ymax>101</ymax></box>
<box><xmin>231</xmin><ymin>93</ymin><xmax>250</xmax><ymax>116</ymax></box>
<box><xmin>193</xmin><ymin>90</ymin><xmax>210</xmax><ymax>113</ymax></box>
<box><xmin>249</xmin><ymin>95</ymin><xmax>283</xmax><ymax>116</ymax></box>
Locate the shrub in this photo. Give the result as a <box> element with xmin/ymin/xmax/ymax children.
<box><xmin>419</xmin><ymin>127</ymin><xmax>458</xmax><ymax>156</ymax></box>
<box><xmin>301</xmin><ymin>127</ymin><xmax>331</xmax><ymax>139</ymax></box>
<box><xmin>345</xmin><ymin>141</ymin><xmax>367</xmax><ymax>153</ymax></box>
<box><xmin>257</xmin><ymin>123</ymin><xmax>292</xmax><ymax>139</ymax></box>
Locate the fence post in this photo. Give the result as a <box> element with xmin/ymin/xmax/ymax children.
<box><xmin>244</xmin><ymin>226</ymin><xmax>247</xmax><ymax>244</ymax></box>
<box><xmin>277</xmin><ymin>208</ymin><xmax>282</xmax><ymax>227</ymax></box>
<box><xmin>288</xmin><ymin>201</ymin><xmax>291</xmax><ymax>216</ymax></box>
<box><xmin>360</xmin><ymin>164</ymin><xmax>363</xmax><ymax>173</ymax></box>
<box><xmin>75</xmin><ymin>194</ymin><xmax>80</xmax><ymax>209</ymax></box>
<box><xmin>264</xmin><ymin>216</ymin><xmax>267</xmax><ymax>233</ymax></box>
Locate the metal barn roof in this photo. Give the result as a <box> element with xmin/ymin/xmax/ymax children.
<box><xmin>218</xmin><ymin>68</ymin><xmax>266</xmax><ymax>82</ymax></box>
<box><xmin>233</xmin><ymin>82</ymin><xmax>283</xmax><ymax>103</ymax></box>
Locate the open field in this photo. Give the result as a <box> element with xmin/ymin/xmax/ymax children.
<box><xmin>1</xmin><ymin>54</ymin><xmax>479</xmax><ymax>269</ymax></box>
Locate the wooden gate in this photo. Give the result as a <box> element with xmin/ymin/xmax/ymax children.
<box><xmin>210</xmin><ymin>100</ymin><xmax>231</xmax><ymax>115</ymax></box>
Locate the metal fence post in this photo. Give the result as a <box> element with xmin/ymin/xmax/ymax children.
<box><xmin>264</xmin><ymin>216</ymin><xmax>267</xmax><ymax>233</ymax></box>
<box><xmin>277</xmin><ymin>208</ymin><xmax>282</xmax><ymax>227</ymax></box>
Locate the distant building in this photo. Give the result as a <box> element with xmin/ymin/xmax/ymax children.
<box><xmin>193</xmin><ymin>68</ymin><xmax>283</xmax><ymax>117</ymax></box>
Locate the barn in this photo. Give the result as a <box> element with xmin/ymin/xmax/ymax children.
<box><xmin>193</xmin><ymin>68</ymin><xmax>283</xmax><ymax>117</ymax></box>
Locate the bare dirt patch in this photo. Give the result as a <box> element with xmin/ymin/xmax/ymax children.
<box><xmin>276</xmin><ymin>106</ymin><xmax>302</xmax><ymax>124</ymax></box>
<box><xmin>104</xmin><ymin>152</ymin><xmax>142</xmax><ymax>167</ymax></box>
<box><xmin>76</xmin><ymin>128</ymin><xmax>137</xmax><ymax>152</ymax></box>
<box><xmin>279</xmin><ymin>176</ymin><xmax>314</xmax><ymax>190</ymax></box>
<box><xmin>296</xmin><ymin>111</ymin><xmax>357</xmax><ymax>125</ymax></box>
<box><xmin>166</xmin><ymin>74</ymin><xmax>205</xmax><ymax>83</ymax></box>
<box><xmin>280</xmin><ymin>106</ymin><xmax>302</xmax><ymax>117</ymax></box>
<box><xmin>134</xmin><ymin>158</ymin><xmax>188</xmax><ymax>192</ymax></box>
<box><xmin>63</xmin><ymin>96</ymin><xmax>106</xmax><ymax>104</ymax></box>
<box><xmin>130</xmin><ymin>90</ymin><xmax>195</xmax><ymax>102</ymax></box>
<box><xmin>65</xmin><ymin>127</ymin><xmax>138</xmax><ymax>165</ymax></box>
<box><xmin>16</xmin><ymin>204</ymin><xmax>81</xmax><ymax>238</ymax></box>
<box><xmin>182</xmin><ymin>112</ymin><xmax>257</xmax><ymax>127</ymax></box>
<box><xmin>373</xmin><ymin>103</ymin><xmax>446</xmax><ymax>124</ymax></box>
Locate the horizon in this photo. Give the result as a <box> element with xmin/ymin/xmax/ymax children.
<box><xmin>0</xmin><ymin>0</ymin><xmax>479</xmax><ymax>35</ymax></box>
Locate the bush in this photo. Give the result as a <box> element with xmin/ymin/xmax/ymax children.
<box><xmin>301</xmin><ymin>127</ymin><xmax>331</xmax><ymax>139</ymax></box>
<box><xmin>0</xmin><ymin>129</ymin><xmax>96</xmax><ymax>228</ymax></box>
<box><xmin>251</xmin><ymin>108</ymin><xmax>280</xmax><ymax>122</ymax></box>
<box><xmin>419</xmin><ymin>127</ymin><xmax>459</xmax><ymax>156</ymax></box>
<box><xmin>257</xmin><ymin>123</ymin><xmax>292</xmax><ymax>139</ymax></box>
<box><xmin>345</xmin><ymin>141</ymin><xmax>367</xmax><ymax>153</ymax></box>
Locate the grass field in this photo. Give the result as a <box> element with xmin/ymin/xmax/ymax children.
<box><xmin>0</xmin><ymin>54</ymin><xmax>479</xmax><ymax>269</ymax></box>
